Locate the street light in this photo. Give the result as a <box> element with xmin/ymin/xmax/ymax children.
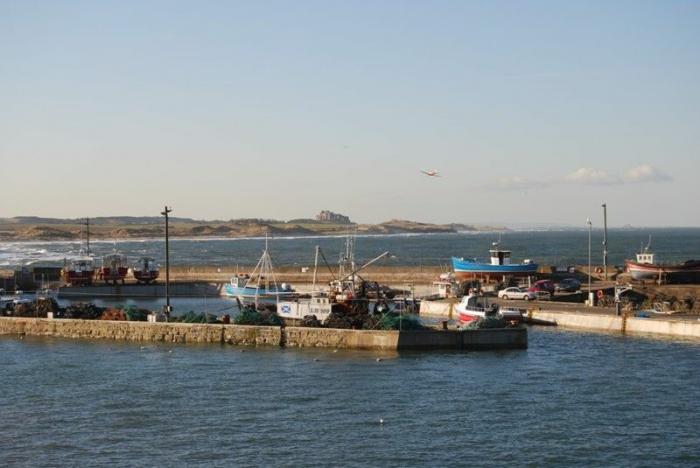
<box><xmin>601</xmin><ymin>203</ymin><xmax>608</xmax><ymax>281</ymax></box>
<box><xmin>587</xmin><ymin>218</ymin><xmax>593</xmax><ymax>306</ymax></box>
<box><xmin>161</xmin><ymin>205</ymin><xmax>173</xmax><ymax>320</ymax></box>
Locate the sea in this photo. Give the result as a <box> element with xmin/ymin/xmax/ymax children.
<box><xmin>0</xmin><ymin>328</ymin><xmax>698</xmax><ymax>466</ymax></box>
<box><xmin>2</xmin><ymin>228</ymin><xmax>700</xmax><ymax>269</ymax></box>
<box><xmin>1</xmin><ymin>229</ymin><xmax>700</xmax><ymax>466</ymax></box>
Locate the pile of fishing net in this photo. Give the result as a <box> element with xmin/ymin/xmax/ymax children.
<box><xmin>36</xmin><ymin>298</ymin><xmax>60</xmax><ymax>315</ymax></box>
<box><xmin>126</xmin><ymin>306</ymin><xmax>149</xmax><ymax>321</ymax></box>
<box><xmin>233</xmin><ymin>306</ymin><xmax>282</xmax><ymax>326</ymax></box>
<box><xmin>464</xmin><ymin>315</ymin><xmax>508</xmax><ymax>330</ymax></box>
<box><xmin>100</xmin><ymin>308</ymin><xmax>127</xmax><ymax>321</ymax></box>
<box><xmin>299</xmin><ymin>315</ymin><xmax>322</xmax><ymax>328</ymax></box>
<box><xmin>365</xmin><ymin>312</ymin><xmax>425</xmax><ymax>330</ymax></box>
<box><xmin>172</xmin><ymin>311</ymin><xmax>219</xmax><ymax>324</ymax></box>
<box><xmin>64</xmin><ymin>303</ymin><xmax>105</xmax><ymax>320</ymax></box>
<box><xmin>7</xmin><ymin>302</ymin><xmax>38</xmax><ymax>318</ymax></box>
<box><xmin>323</xmin><ymin>303</ymin><xmax>368</xmax><ymax>329</ymax></box>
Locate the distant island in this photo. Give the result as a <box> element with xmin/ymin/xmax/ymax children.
<box><xmin>0</xmin><ymin>213</ymin><xmax>506</xmax><ymax>241</ymax></box>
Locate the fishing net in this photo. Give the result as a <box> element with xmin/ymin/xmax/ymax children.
<box><xmin>174</xmin><ymin>311</ymin><xmax>219</xmax><ymax>324</ymax></box>
<box><xmin>233</xmin><ymin>307</ymin><xmax>281</xmax><ymax>326</ymax></box>
<box><xmin>370</xmin><ymin>312</ymin><xmax>424</xmax><ymax>331</ymax></box>
<box><xmin>464</xmin><ymin>316</ymin><xmax>508</xmax><ymax>330</ymax></box>
<box><xmin>123</xmin><ymin>305</ymin><xmax>149</xmax><ymax>322</ymax></box>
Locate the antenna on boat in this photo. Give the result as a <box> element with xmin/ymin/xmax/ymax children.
<box><xmin>645</xmin><ymin>235</ymin><xmax>652</xmax><ymax>252</ymax></box>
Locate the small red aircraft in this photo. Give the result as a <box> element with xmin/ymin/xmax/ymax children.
<box><xmin>420</xmin><ymin>169</ymin><xmax>441</xmax><ymax>177</ymax></box>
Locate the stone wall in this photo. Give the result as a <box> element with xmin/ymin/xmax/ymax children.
<box><xmin>0</xmin><ymin>317</ymin><xmax>527</xmax><ymax>350</ymax></box>
<box><xmin>0</xmin><ymin>317</ymin><xmax>280</xmax><ymax>346</ymax></box>
<box><xmin>284</xmin><ymin>327</ymin><xmax>400</xmax><ymax>350</ymax></box>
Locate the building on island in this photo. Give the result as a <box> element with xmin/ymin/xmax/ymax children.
<box><xmin>316</xmin><ymin>211</ymin><xmax>351</xmax><ymax>224</ymax></box>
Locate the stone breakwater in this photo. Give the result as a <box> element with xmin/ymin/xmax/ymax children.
<box><xmin>0</xmin><ymin>317</ymin><xmax>527</xmax><ymax>350</ymax></box>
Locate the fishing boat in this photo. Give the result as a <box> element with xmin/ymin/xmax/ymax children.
<box><xmin>625</xmin><ymin>237</ymin><xmax>700</xmax><ymax>283</ymax></box>
<box><xmin>132</xmin><ymin>257</ymin><xmax>160</xmax><ymax>284</ymax></box>
<box><xmin>452</xmin><ymin>242</ymin><xmax>538</xmax><ymax>281</ymax></box>
<box><xmin>61</xmin><ymin>257</ymin><xmax>95</xmax><ymax>286</ymax></box>
<box><xmin>276</xmin><ymin>239</ymin><xmax>411</xmax><ymax>325</ymax></box>
<box><xmin>61</xmin><ymin>218</ymin><xmax>96</xmax><ymax>286</ymax></box>
<box><xmin>455</xmin><ymin>291</ymin><xmax>521</xmax><ymax>324</ymax></box>
<box><xmin>98</xmin><ymin>253</ymin><xmax>128</xmax><ymax>284</ymax></box>
<box><xmin>224</xmin><ymin>239</ymin><xmax>296</xmax><ymax>306</ymax></box>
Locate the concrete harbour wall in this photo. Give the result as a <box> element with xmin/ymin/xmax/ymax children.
<box><xmin>0</xmin><ymin>317</ymin><xmax>526</xmax><ymax>350</ymax></box>
<box><xmin>530</xmin><ymin>310</ymin><xmax>700</xmax><ymax>339</ymax></box>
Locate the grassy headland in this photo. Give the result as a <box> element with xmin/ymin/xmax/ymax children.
<box><xmin>0</xmin><ymin>216</ymin><xmax>504</xmax><ymax>241</ymax></box>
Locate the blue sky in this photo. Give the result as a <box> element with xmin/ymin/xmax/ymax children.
<box><xmin>1</xmin><ymin>1</ymin><xmax>698</xmax><ymax>226</ymax></box>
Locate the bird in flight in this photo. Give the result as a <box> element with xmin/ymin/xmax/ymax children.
<box><xmin>420</xmin><ymin>169</ymin><xmax>441</xmax><ymax>177</ymax></box>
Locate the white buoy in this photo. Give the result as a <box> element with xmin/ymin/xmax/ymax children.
<box><xmin>379</xmin><ymin>418</ymin><xmax>384</xmax><ymax>424</ymax></box>
<box><xmin>168</xmin><ymin>350</ymin><xmax>172</xmax><ymax>353</ymax></box>
<box><xmin>140</xmin><ymin>346</ymin><xmax>145</xmax><ymax>350</ymax></box>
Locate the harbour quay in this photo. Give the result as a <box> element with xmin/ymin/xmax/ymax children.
<box><xmin>0</xmin><ymin>317</ymin><xmax>527</xmax><ymax>351</ymax></box>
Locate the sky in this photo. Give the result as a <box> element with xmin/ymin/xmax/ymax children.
<box><xmin>1</xmin><ymin>0</ymin><xmax>698</xmax><ymax>227</ymax></box>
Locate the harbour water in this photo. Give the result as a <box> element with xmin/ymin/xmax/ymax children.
<box><xmin>2</xmin><ymin>228</ymin><xmax>700</xmax><ymax>268</ymax></box>
<box><xmin>0</xmin><ymin>328</ymin><xmax>698</xmax><ymax>466</ymax></box>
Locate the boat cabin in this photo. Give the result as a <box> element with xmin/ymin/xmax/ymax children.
<box><xmin>636</xmin><ymin>251</ymin><xmax>655</xmax><ymax>265</ymax></box>
<box><xmin>230</xmin><ymin>274</ymin><xmax>250</xmax><ymax>288</ymax></box>
<box><xmin>489</xmin><ymin>246</ymin><xmax>511</xmax><ymax>266</ymax></box>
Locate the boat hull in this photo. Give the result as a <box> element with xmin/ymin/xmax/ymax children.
<box><xmin>224</xmin><ymin>284</ymin><xmax>297</xmax><ymax>305</ymax></box>
<box><xmin>62</xmin><ymin>270</ymin><xmax>95</xmax><ymax>286</ymax></box>
<box><xmin>98</xmin><ymin>267</ymin><xmax>129</xmax><ymax>283</ymax></box>
<box><xmin>452</xmin><ymin>257</ymin><xmax>538</xmax><ymax>280</ymax></box>
<box><xmin>625</xmin><ymin>260</ymin><xmax>700</xmax><ymax>283</ymax></box>
<box><xmin>133</xmin><ymin>270</ymin><xmax>159</xmax><ymax>284</ymax></box>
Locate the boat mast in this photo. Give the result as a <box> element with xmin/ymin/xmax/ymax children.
<box><xmin>84</xmin><ymin>217</ymin><xmax>91</xmax><ymax>256</ymax></box>
<box><xmin>312</xmin><ymin>245</ymin><xmax>319</xmax><ymax>296</ymax></box>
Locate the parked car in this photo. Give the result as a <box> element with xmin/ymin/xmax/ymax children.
<box><xmin>528</xmin><ymin>279</ymin><xmax>556</xmax><ymax>295</ymax></box>
<box><xmin>498</xmin><ymin>287</ymin><xmax>536</xmax><ymax>301</ymax></box>
<box><xmin>556</xmin><ymin>278</ymin><xmax>581</xmax><ymax>292</ymax></box>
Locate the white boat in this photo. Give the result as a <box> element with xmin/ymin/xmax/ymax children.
<box><xmin>276</xmin><ymin>296</ymin><xmax>333</xmax><ymax>324</ymax></box>
<box><xmin>455</xmin><ymin>292</ymin><xmax>521</xmax><ymax>324</ymax></box>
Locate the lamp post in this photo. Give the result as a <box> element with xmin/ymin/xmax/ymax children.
<box><xmin>587</xmin><ymin>218</ymin><xmax>593</xmax><ymax>306</ymax></box>
<box><xmin>161</xmin><ymin>206</ymin><xmax>173</xmax><ymax>320</ymax></box>
<box><xmin>601</xmin><ymin>203</ymin><xmax>608</xmax><ymax>281</ymax></box>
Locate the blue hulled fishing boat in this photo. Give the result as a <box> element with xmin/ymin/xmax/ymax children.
<box><xmin>452</xmin><ymin>242</ymin><xmax>538</xmax><ymax>280</ymax></box>
<box><xmin>223</xmin><ymin>238</ymin><xmax>297</xmax><ymax>306</ymax></box>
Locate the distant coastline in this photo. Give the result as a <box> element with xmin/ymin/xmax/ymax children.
<box><xmin>0</xmin><ymin>216</ymin><xmax>506</xmax><ymax>242</ymax></box>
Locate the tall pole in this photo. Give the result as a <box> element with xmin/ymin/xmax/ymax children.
<box><xmin>161</xmin><ymin>206</ymin><xmax>173</xmax><ymax>320</ymax></box>
<box><xmin>85</xmin><ymin>218</ymin><xmax>91</xmax><ymax>256</ymax></box>
<box><xmin>587</xmin><ymin>218</ymin><xmax>592</xmax><ymax>305</ymax></box>
<box><xmin>601</xmin><ymin>203</ymin><xmax>608</xmax><ymax>281</ymax></box>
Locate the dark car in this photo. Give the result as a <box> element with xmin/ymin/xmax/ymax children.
<box><xmin>528</xmin><ymin>279</ymin><xmax>556</xmax><ymax>295</ymax></box>
<box><xmin>556</xmin><ymin>278</ymin><xmax>581</xmax><ymax>292</ymax></box>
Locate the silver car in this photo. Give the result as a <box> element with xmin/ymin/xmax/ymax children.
<box><xmin>498</xmin><ymin>287</ymin><xmax>536</xmax><ymax>301</ymax></box>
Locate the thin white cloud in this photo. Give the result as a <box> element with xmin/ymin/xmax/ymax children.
<box><xmin>565</xmin><ymin>167</ymin><xmax>620</xmax><ymax>185</ymax></box>
<box><xmin>623</xmin><ymin>164</ymin><xmax>672</xmax><ymax>183</ymax></box>
<box><xmin>496</xmin><ymin>176</ymin><xmax>539</xmax><ymax>191</ymax></box>
<box><xmin>491</xmin><ymin>164</ymin><xmax>673</xmax><ymax>191</ymax></box>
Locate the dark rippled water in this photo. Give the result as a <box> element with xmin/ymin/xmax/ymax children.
<box><xmin>1</xmin><ymin>328</ymin><xmax>698</xmax><ymax>467</ymax></box>
<box><xmin>2</xmin><ymin>228</ymin><xmax>700</xmax><ymax>268</ymax></box>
